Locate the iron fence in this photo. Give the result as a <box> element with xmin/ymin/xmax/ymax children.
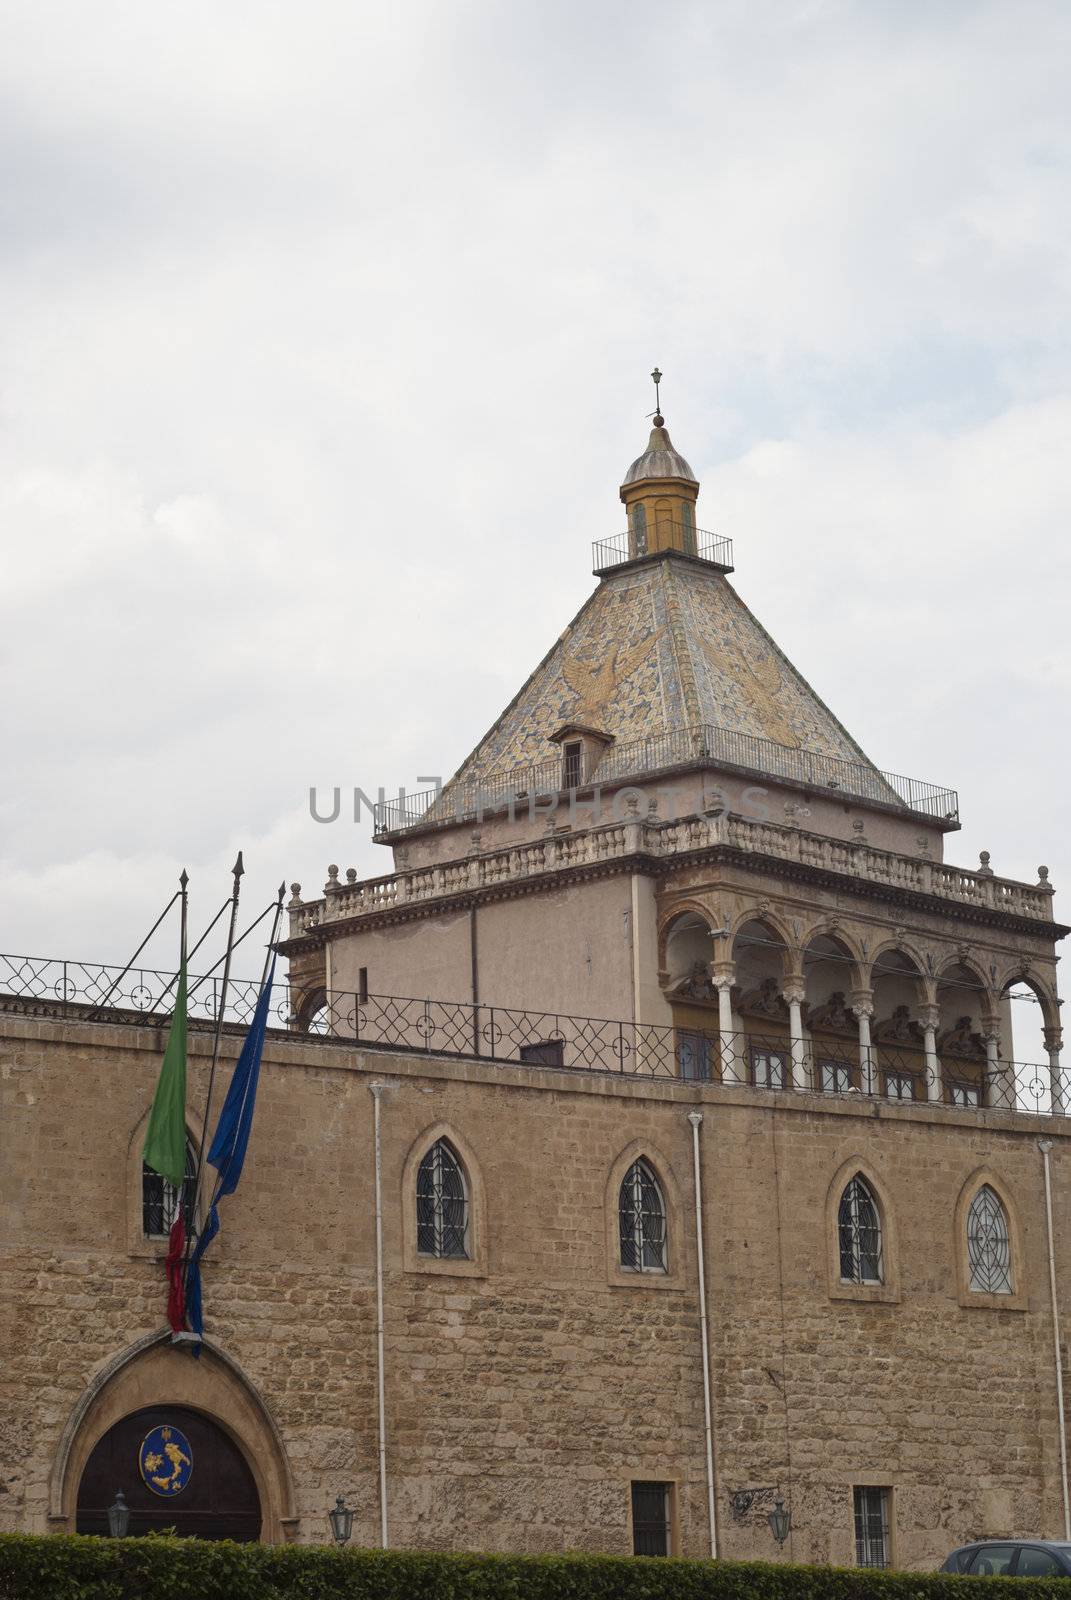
<box><xmin>591</xmin><ymin>527</ymin><xmax>735</xmax><ymax>573</ymax></box>
<box><xmin>2</xmin><ymin>952</ymin><xmax>1056</xmax><ymax>1118</ymax></box>
<box><xmin>373</xmin><ymin>721</ymin><xmax>959</xmax><ymax>833</ymax></box>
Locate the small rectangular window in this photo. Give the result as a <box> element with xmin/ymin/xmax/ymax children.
<box><xmin>631</xmin><ymin>1481</ymin><xmax>671</xmax><ymax>1556</ymax></box>
<box><xmin>358</xmin><ymin>967</ymin><xmax>369</xmax><ymax>1003</ymax></box>
<box><xmin>949</xmin><ymin>1080</ymin><xmax>980</xmax><ymax>1107</ymax></box>
<box><xmin>677</xmin><ymin>1031</ymin><xmax>713</xmax><ymax>1081</ymax></box>
<box><xmin>821</xmin><ymin>1059</ymin><xmax>855</xmax><ymax>1094</ymax></box>
<box><xmin>884</xmin><ymin>1072</ymin><xmax>914</xmax><ymax>1101</ymax></box>
<box><xmin>751</xmin><ymin>1047</ymin><xmax>787</xmax><ymax>1090</ymax></box>
<box><xmin>854</xmin><ymin>1487</ymin><xmax>891</xmax><ymax>1569</ymax></box>
<box><xmin>562</xmin><ymin>741</ymin><xmax>583</xmax><ymax>790</ymax></box>
<box><xmin>519</xmin><ymin>1039</ymin><xmax>565</xmax><ymax>1067</ymax></box>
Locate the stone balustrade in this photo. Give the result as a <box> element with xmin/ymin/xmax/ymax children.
<box><xmin>290</xmin><ymin>812</ymin><xmax>1055</xmax><ymax>936</ymax></box>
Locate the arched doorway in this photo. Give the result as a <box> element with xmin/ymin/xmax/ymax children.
<box><xmin>77</xmin><ymin>1404</ymin><xmax>260</xmax><ymax>1540</ymax></box>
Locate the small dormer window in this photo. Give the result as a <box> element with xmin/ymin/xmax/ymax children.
<box><xmin>562</xmin><ymin>741</ymin><xmax>583</xmax><ymax>790</ymax></box>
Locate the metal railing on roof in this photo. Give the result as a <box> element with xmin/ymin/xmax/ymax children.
<box><xmin>592</xmin><ymin>526</ymin><xmax>734</xmax><ymax>574</ymax></box>
<box><xmin>373</xmin><ymin>723</ymin><xmax>959</xmax><ymax>834</ymax></box>
<box><xmin>0</xmin><ymin>956</ymin><xmax>1060</xmax><ymax>1117</ymax></box>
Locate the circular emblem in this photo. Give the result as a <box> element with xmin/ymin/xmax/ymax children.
<box><xmin>139</xmin><ymin>1424</ymin><xmax>193</xmax><ymax>1497</ymax></box>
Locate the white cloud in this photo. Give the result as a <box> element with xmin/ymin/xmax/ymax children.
<box><xmin>2</xmin><ymin>0</ymin><xmax>1069</xmax><ymax>979</ymax></box>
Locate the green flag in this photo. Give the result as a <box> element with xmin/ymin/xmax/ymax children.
<box><xmin>142</xmin><ymin>956</ymin><xmax>188</xmax><ymax>1188</ymax></box>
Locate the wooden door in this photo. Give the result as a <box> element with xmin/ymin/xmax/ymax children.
<box><xmin>77</xmin><ymin>1404</ymin><xmax>261</xmax><ymax>1541</ymax></box>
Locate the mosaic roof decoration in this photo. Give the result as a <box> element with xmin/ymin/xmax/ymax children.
<box><xmin>445</xmin><ymin>558</ymin><xmax>883</xmax><ymax>793</ymax></box>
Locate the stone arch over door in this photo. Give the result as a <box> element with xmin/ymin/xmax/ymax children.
<box><xmin>50</xmin><ymin>1331</ymin><xmax>298</xmax><ymax>1542</ymax></box>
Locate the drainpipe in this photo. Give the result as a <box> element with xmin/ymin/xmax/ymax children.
<box><xmin>1039</xmin><ymin>1139</ymin><xmax>1070</xmax><ymax>1540</ymax></box>
<box><xmin>370</xmin><ymin>1083</ymin><xmax>389</xmax><ymax>1548</ymax></box>
<box><xmin>687</xmin><ymin>1111</ymin><xmax>718</xmax><ymax>1557</ymax></box>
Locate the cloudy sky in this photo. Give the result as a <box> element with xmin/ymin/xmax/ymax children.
<box><xmin>3</xmin><ymin>1</ymin><xmax>1069</xmax><ymax>1031</ymax></box>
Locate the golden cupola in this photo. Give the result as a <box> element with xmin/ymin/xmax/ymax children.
<box><xmin>619</xmin><ymin>369</ymin><xmax>700</xmax><ymax>559</ymax></box>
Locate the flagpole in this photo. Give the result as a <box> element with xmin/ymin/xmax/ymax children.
<box><xmin>190</xmin><ymin>853</ymin><xmax>244</xmax><ymax>1250</ymax></box>
<box><xmin>205</xmin><ymin>880</ymin><xmax>287</xmax><ymax>1209</ymax></box>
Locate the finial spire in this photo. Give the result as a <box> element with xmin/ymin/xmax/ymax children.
<box><xmin>650</xmin><ymin>367</ymin><xmax>663</xmax><ymax>427</ymax></box>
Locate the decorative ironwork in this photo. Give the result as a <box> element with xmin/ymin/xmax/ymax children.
<box><xmin>416</xmin><ymin>1138</ymin><xmax>468</xmax><ymax>1259</ymax></box>
<box><xmin>0</xmin><ymin>952</ymin><xmax>1063</xmax><ymax>1118</ymax></box>
<box><xmin>967</xmin><ymin>1184</ymin><xmax>1012</xmax><ymax>1294</ymax></box>
<box><xmin>373</xmin><ymin>721</ymin><xmax>959</xmax><ymax>835</ymax></box>
<box><xmin>729</xmin><ymin>1486</ymin><xmax>777</xmax><ymax>1522</ymax></box>
<box><xmin>838</xmin><ymin>1176</ymin><xmax>883</xmax><ymax>1284</ymax></box>
<box><xmin>619</xmin><ymin>1159</ymin><xmax>666</xmax><ymax>1272</ymax></box>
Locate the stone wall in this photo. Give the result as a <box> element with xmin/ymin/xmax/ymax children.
<box><xmin>2</xmin><ymin>1009</ymin><xmax>1069</xmax><ymax>1567</ymax></box>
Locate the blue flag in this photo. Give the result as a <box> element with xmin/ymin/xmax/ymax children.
<box><xmin>186</xmin><ymin>958</ymin><xmax>275</xmax><ymax>1341</ymax></box>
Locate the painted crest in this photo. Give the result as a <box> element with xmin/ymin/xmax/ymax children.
<box><xmin>138</xmin><ymin>1424</ymin><xmax>193</xmax><ymax>1497</ymax></box>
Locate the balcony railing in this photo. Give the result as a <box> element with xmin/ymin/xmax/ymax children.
<box><xmin>373</xmin><ymin>722</ymin><xmax>959</xmax><ymax>835</ymax></box>
<box><xmin>591</xmin><ymin>527</ymin><xmax>734</xmax><ymax>574</ymax></box>
<box><xmin>2</xmin><ymin>953</ymin><xmax>1060</xmax><ymax>1119</ymax></box>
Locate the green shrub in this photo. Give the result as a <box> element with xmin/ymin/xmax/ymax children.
<box><xmin>0</xmin><ymin>1533</ymin><xmax>1064</xmax><ymax>1600</ymax></box>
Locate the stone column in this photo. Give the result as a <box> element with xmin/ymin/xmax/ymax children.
<box><xmin>851</xmin><ymin>991</ymin><xmax>876</xmax><ymax>1094</ymax></box>
<box><xmin>782</xmin><ymin>978</ymin><xmax>808</xmax><ymax>1091</ymax></box>
<box><xmin>713</xmin><ymin>970</ymin><xmax>739</xmax><ymax>1083</ymax></box>
<box><xmin>1046</xmin><ymin>1026</ymin><xmax>1065</xmax><ymax>1116</ymax></box>
<box><xmin>981</xmin><ymin>1024</ymin><xmax>1012</xmax><ymax>1110</ymax></box>
<box><xmin>919</xmin><ymin>1003</ymin><xmax>942</xmax><ymax>1104</ymax></box>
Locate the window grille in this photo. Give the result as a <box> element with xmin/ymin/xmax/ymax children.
<box><xmin>854</xmin><ymin>1486</ymin><xmax>890</xmax><ymax>1568</ymax></box>
<box><xmin>562</xmin><ymin>742</ymin><xmax>583</xmax><ymax>790</ymax></box>
<box><xmin>142</xmin><ymin>1142</ymin><xmax>197</xmax><ymax>1238</ymax></box>
<box><xmin>677</xmin><ymin>1031</ymin><xmax>713</xmax><ymax>1081</ymax></box>
<box><xmin>631</xmin><ymin>1481</ymin><xmax>671</xmax><ymax>1556</ymax></box>
<box><xmin>416</xmin><ymin>1138</ymin><xmax>469</xmax><ymax>1259</ymax></box>
<box><xmin>751</xmin><ymin>1047</ymin><xmax>787</xmax><ymax>1090</ymax></box>
<box><xmin>619</xmin><ymin>1159</ymin><xmax>667</xmax><ymax>1272</ymax></box>
<box><xmin>967</xmin><ymin>1184</ymin><xmax>1012</xmax><ymax>1294</ymax></box>
<box><xmin>838</xmin><ymin>1176</ymin><xmax>883</xmax><ymax>1284</ymax></box>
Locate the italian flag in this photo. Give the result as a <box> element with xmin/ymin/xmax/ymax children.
<box><xmin>142</xmin><ymin>954</ymin><xmax>189</xmax><ymax>1334</ymax></box>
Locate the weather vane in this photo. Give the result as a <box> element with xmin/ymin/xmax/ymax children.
<box><xmin>649</xmin><ymin>367</ymin><xmax>664</xmax><ymax>426</ymax></box>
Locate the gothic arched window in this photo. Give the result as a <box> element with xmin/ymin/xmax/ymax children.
<box><xmin>417</xmin><ymin>1138</ymin><xmax>469</xmax><ymax>1259</ymax></box>
<box><xmin>142</xmin><ymin>1140</ymin><xmax>197</xmax><ymax>1239</ymax></box>
<box><xmin>619</xmin><ymin>1159</ymin><xmax>667</xmax><ymax>1273</ymax></box>
<box><xmin>838</xmin><ymin>1175</ymin><xmax>883</xmax><ymax>1284</ymax></box>
<box><xmin>967</xmin><ymin>1184</ymin><xmax>1012</xmax><ymax>1294</ymax></box>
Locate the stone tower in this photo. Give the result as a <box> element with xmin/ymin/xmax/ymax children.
<box><xmin>282</xmin><ymin>407</ymin><xmax>1063</xmax><ymax>1112</ymax></box>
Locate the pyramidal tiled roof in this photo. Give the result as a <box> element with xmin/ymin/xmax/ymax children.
<box><xmin>445</xmin><ymin>557</ymin><xmax>885</xmax><ymax>793</ymax></box>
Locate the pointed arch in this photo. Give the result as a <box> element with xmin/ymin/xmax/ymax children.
<box><xmin>996</xmin><ymin>965</ymin><xmax>1058</xmax><ymax>1024</ymax></box>
<box><xmin>824</xmin><ymin>1157</ymin><xmax>900</xmax><ymax>1304</ymax></box>
<box><xmin>729</xmin><ymin>905</ymin><xmax>794</xmax><ymax>950</ymax></box>
<box><xmin>401</xmin><ymin>1122</ymin><xmax>487</xmax><ymax>1278</ymax></box>
<box><xmin>660</xmin><ymin>906</ymin><xmax>718</xmax><ymax>984</ymax></box>
<box><xmin>935</xmin><ymin>952</ymin><xmax>996</xmax><ymax>1005</ymax></box>
<box><xmin>953</xmin><ymin>1168</ymin><xmax>1028</xmax><ymax>1312</ymax></box>
<box><xmin>48</xmin><ymin>1330</ymin><xmax>298</xmax><ymax>1542</ymax></box>
<box><xmin>605</xmin><ymin>1140</ymin><xmax>685</xmax><ymax>1290</ymax></box>
<box><xmin>801</xmin><ymin>919</ymin><xmax>867</xmax><ymax>972</ymax></box>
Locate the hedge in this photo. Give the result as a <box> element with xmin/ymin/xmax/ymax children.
<box><xmin>0</xmin><ymin>1535</ymin><xmax>1065</xmax><ymax>1600</ymax></box>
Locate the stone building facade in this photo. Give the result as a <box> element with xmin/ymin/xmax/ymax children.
<box><xmin>2</xmin><ymin>408</ymin><xmax>1069</xmax><ymax>1568</ymax></box>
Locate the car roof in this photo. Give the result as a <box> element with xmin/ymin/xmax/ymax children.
<box><xmin>956</xmin><ymin>1541</ymin><xmax>1071</xmax><ymax>1551</ymax></box>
